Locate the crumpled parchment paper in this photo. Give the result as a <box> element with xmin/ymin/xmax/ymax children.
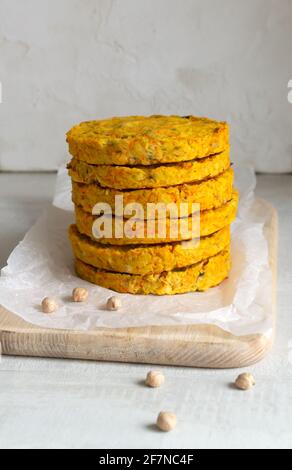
<box><xmin>0</xmin><ymin>165</ymin><xmax>274</xmax><ymax>336</ymax></box>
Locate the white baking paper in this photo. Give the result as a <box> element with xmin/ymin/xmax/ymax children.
<box><xmin>0</xmin><ymin>165</ymin><xmax>274</xmax><ymax>336</ymax></box>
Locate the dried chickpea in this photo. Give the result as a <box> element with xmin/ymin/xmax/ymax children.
<box><xmin>145</xmin><ymin>370</ymin><xmax>165</xmax><ymax>388</ymax></box>
<box><xmin>156</xmin><ymin>412</ymin><xmax>177</xmax><ymax>432</ymax></box>
<box><xmin>235</xmin><ymin>372</ymin><xmax>255</xmax><ymax>390</ymax></box>
<box><xmin>106</xmin><ymin>296</ymin><xmax>122</xmax><ymax>311</ymax></box>
<box><xmin>41</xmin><ymin>297</ymin><xmax>57</xmax><ymax>314</ymax></box>
<box><xmin>72</xmin><ymin>287</ymin><xmax>88</xmax><ymax>302</ymax></box>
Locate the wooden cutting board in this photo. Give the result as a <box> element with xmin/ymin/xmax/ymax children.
<box><xmin>0</xmin><ymin>199</ymin><xmax>277</xmax><ymax>369</ymax></box>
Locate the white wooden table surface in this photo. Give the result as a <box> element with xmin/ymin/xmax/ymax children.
<box><xmin>0</xmin><ymin>172</ymin><xmax>291</xmax><ymax>449</ymax></box>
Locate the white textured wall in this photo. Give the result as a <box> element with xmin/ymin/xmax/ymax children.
<box><xmin>0</xmin><ymin>0</ymin><xmax>292</xmax><ymax>172</ymax></box>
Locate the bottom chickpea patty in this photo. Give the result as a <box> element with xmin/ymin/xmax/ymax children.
<box><xmin>69</xmin><ymin>224</ymin><xmax>230</xmax><ymax>275</ymax></box>
<box><xmin>74</xmin><ymin>247</ymin><xmax>230</xmax><ymax>295</ymax></box>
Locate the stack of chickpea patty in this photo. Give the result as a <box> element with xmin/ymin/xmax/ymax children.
<box><xmin>67</xmin><ymin>115</ymin><xmax>238</xmax><ymax>295</ymax></box>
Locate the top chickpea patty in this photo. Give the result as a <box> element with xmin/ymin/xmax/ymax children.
<box><xmin>66</xmin><ymin>115</ymin><xmax>229</xmax><ymax>166</ymax></box>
